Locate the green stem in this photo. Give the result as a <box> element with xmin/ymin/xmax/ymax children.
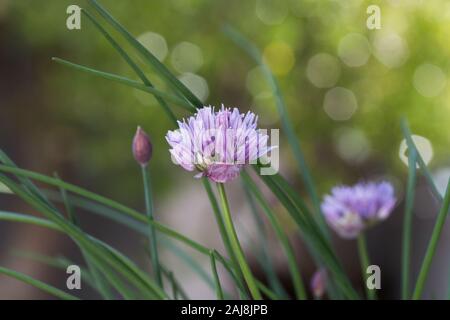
<box><xmin>412</xmin><ymin>179</ymin><xmax>450</xmax><ymax>300</ymax></box>
<box><xmin>202</xmin><ymin>178</ymin><xmax>248</xmax><ymax>297</ymax></box>
<box><xmin>357</xmin><ymin>234</ymin><xmax>376</xmax><ymax>300</ymax></box>
<box><xmin>210</xmin><ymin>250</ymin><xmax>224</xmax><ymax>300</ymax></box>
<box><xmin>54</xmin><ymin>173</ymin><xmax>113</xmax><ymax>299</ymax></box>
<box><xmin>142</xmin><ymin>166</ymin><xmax>162</xmax><ymax>288</ymax></box>
<box><xmin>0</xmin><ymin>267</ymin><xmax>79</xmax><ymax>300</ymax></box>
<box><xmin>241</xmin><ymin>172</ymin><xmax>306</xmax><ymax>299</ymax></box>
<box><xmin>401</xmin><ymin>147</ymin><xmax>417</xmax><ymax>299</ymax></box>
<box><xmin>241</xmin><ymin>177</ymin><xmax>287</xmax><ymax>299</ymax></box>
<box><xmin>216</xmin><ymin>183</ymin><xmax>262</xmax><ymax>300</ymax></box>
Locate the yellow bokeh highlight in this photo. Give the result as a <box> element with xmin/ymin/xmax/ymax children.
<box><xmin>263</xmin><ymin>41</ymin><xmax>295</xmax><ymax>76</ymax></box>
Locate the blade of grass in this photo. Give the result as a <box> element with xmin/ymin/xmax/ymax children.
<box><xmin>81</xmin><ymin>248</ymin><xmax>137</xmax><ymax>299</ymax></box>
<box><xmin>241</xmin><ymin>178</ymin><xmax>287</xmax><ymax>298</ymax></box>
<box><xmin>88</xmin><ymin>0</ymin><xmax>202</xmax><ymax>108</ymax></box>
<box><xmin>256</xmin><ymin>171</ymin><xmax>358</xmax><ymax>299</ymax></box>
<box><xmin>210</xmin><ymin>250</ymin><xmax>224</xmax><ymax>300</ymax></box>
<box><xmin>2</xmin><ymin>213</ymin><xmax>142</xmax><ymax>299</ymax></box>
<box><xmin>81</xmin><ymin>8</ymin><xmax>178</xmax><ymax>123</ymax></box>
<box><xmin>160</xmin><ymin>237</ymin><xmax>215</xmax><ymax>291</ymax></box>
<box><xmin>202</xmin><ymin>178</ymin><xmax>248</xmax><ymax>298</ymax></box>
<box><xmin>13</xmin><ymin>251</ymin><xmax>98</xmax><ymax>291</ymax></box>
<box><xmin>54</xmin><ymin>172</ymin><xmax>114</xmax><ymax>299</ymax></box>
<box><xmin>256</xmin><ymin>281</ymin><xmax>279</xmax><ymax>300</ymax></box>
<box><xmin>0</xmin><ymin>150</ymin><xmax>57</xmax><ymax>211</ymax></box>
<box><xmin>217</xmin><ymin>183</ymin><xmax>262</xmax><ymax>300</ymax></box>
<box><xmin>223</xmin><ymin>25</ymin><xmax>327</xmax><ymax>238</ymax></box>
<box><xmin>52</xmin><ymin>57</ymin><xmax>193</xmax><ymax>112</ymax></box>
<box><xmin>0</xmin><ymin>210</ymin><xmax>60</xmax><ymax>231</ymax></box>
<box><xmin>412</xmin><ymin>179</ymin><xmax>450</xmax><ymax>300</ymax></box>
<box><xmin>401</xmin><ymin>119</ymin><xmax>442</xmax><ymax>202</ymax></box>
<box><xmin>0</xmin><ymin>165</ymin><xmax>239</xmax><ymax>292</ymax></box>
<box><xmin>401</xmin><ymin>146</ymin><xmax>417</xmax><ymax>299</ymax></box>
<box><xmin>42</xmin><ymin>189</ymin><xmax>227</xmax><ymax>296</ymax></box>
<box><xmin>0</xmin><ymin>174</ymin><xmax>165</xmax><ymax>299</ymax></box>
<box><xmin>0</xmin><ymin>164</ymin><xmax>212</xmax><ymax>256</ymax></box>
<box><xmin>0</xmin><ymin>266</ymin><xmax>79</xmax><ymax>300</ymax></box>
<box><xmin>357</xmin><ymin>234</ymin><xmax>376</xmax><ymax>300</ymax></box>
<box><xmin>241</xmin><ymin>171</ymin><xmax>306</xmax><ymax>299</ymax></box>
<box><xmin>141</xmin><ymin>166</ymin><xmax>163</xmax><ymax>287</ymax></box>
<box><xmin>54</xmin><ymin>173</ymin><xmax>78</xmax><ymax>224</ymax></box>
<box><xmin>160</xmin><ymin>266</ymin><xmax>189</xmax><ymax>300</ymax></box>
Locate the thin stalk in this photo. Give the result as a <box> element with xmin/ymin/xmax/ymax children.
<box><xmin>81</xmin><ymin>8</ymin><xmax>178</xmax><ymax>123</ymax></box>
<box><xmin>210</xmin><ymin>250</ymin><xmax>224</xmax><ymax>300</ymax></box>
<box><xmin>412</xmin><ymin>179</ymin><xmax>450</xmax><ymax>300</ymax></box>
<box><xmin>241</xmin><ymin>178</ymin><xmax>287</xmax><ymax>298</ymax></box>
<box><xmin>216</xmin><ymin>183</ymin><xmax>262</xmax><ymax>300</ymax></box>
<box><xmin>0</xmin><ymin>267</ymin><xmax>79</xmax><ymax>300</ymax></box>
<box><xmin>223</xmin><ymin>25</ymin><xmax>327</xmax><ymax>239</ymax></box>
<box><xmin>54</xmin><ymin>172</ymin><xmax>113</xmax><ymax>299</ymax></box>
<box><xmin>2</xmin><ymin>174</ymin><xmax>165</xmax><ymax>299</ymax></box>
<box><xmin>52</xmin><ymin>58</ymin><xmax>193</xmax><ymax>113</ymax></box>
<box><xmin>202</xmin><ymin>178</ymin><xmax>247</xmax><ymax>297</ymax></box>
<box><xmin>357</xmin><ymin>234</ymin><xmax>376</xmax><ymax>300</ymax></box>
<box><xmin>401</xmin><ymin>119</ymin><xmax>442</xmax><ymax>203</ymax></box>
<box><xmin>142</xmin><ymin>166</ymin><xmax>162</xmax><ymax>287</ymax></box>
<box><xmin>88</xmin><ymin>0</ymin><xmax>202</xmax><ymax>109</ymax></box>
<box><xmin>401</xmin><ymin>147</ymin><xmax>417</xmax><ymax>299</ymax></box>
<box><xmin>241</xmin><ymin>172</ymin><xmax>306</xmax><ymax>299</ymax></box>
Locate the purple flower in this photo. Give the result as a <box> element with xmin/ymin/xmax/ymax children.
<box><xmin>166</xmin><ymin>106</ymin><xmax>272</xmax><ymax>183</ymax></box>
<box><xmin>310</xmin><ymin>268</ymin><xmax>327</xmax><ymax>299</ymax></box>
<box><xmin>321</xmin><ymin>181</ymin><xmax>396</xmax><ymax>239</ymax></box>
<box><xmin>132</xmin><ymin>126</ymin><xmax>152</xmax><ymax>167</ymax></box>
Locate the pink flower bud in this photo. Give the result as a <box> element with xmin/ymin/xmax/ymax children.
<box><xmin>310</xmin><ymin>268</ymin><xmax>327</xmax><ymax>299</ymax></box>
<box><xmin>132</xmin><ymin>126</ymin><xmax>152</xmax><ymax>167</ymax></box>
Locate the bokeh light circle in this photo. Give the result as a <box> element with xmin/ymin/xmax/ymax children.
<box><xmin>413</xmin><ymin>63</ymin><xmax>447</xmax><ymax>97</ymax></box>
<box><xmin>255</xmin><ymin>0</ymin><xmax>288</xmax><ymax>25</ymax></box>
<box><xmin>178</xmin><ymin>73</ymin><xmax>209</xmax><ymax>102</ymax></box>
<box><xmin>373</xmin><ymin>32</ymin><xmax>409</xmax><ymax>68</ymax></box>
<box><xmin>137</xmin><ymin>32</ymin><xmax>168</xmax><ymax>62</ymax></box>
<box><xmin>170</xmin><ymin>42</ymin><xmax>204</xmax><ymax>73</ymax></box>
<box><xmin>323</xmin><ymin>87</ymin><xmax>358</xmax><ymax>121</ymax></box>
<box><xmin>338</xmin><ymin>33</ymin><xmax>371</xmax><ymax>67</ymax></box>
<box><xmin>263</xmin><ymin>42</ymin><xmax>295</xmax><ymax>76</ymax></box>
<box><xmin>433</xmin><ymin>167</ymin><xmax>450</xmax><ymax>198</ymax></box>
<box><xmin>306</xmin><ymin>53</ymin><xmax>341</xmax><ymax>88</ymax></box>
<box><xmin>334</xmin><ymin>127</ymin><xmax>371</xmax><ymax>164</ymax></box>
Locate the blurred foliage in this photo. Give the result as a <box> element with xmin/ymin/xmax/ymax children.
<box><xmin>1</xmin><ymin>0</ymin><xmax>450</xmax><ymax>206</ymax></box>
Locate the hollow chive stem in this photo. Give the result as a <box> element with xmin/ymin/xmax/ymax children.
<box><xmin>412</xmin><ymin>179</ymin><xmax>450</xmax><ymax>300</ymax></box>
<box><xmin>142</xmin><ymin>166</ymin><xmax>162</xmax><ymax>287</ymax></box>
<box><xmin>401</xmin><ymin>147</ymin><xmax>417</xmax><ymax>300</ymax></box>
<box><xmin>210</xmin><ymin>250</ymin><xmax>225</xmax><ymax>300</ymax></box>
<box><xmin>217</xmin><ymin>183</ymin><xmax>262</xmax><ymax>300</ymax></box>
<box><xmin>202</xmin><ymin>178</ymin><xmax>247</xmax><ymax>297</ymax></box>
<box><xmin>357</xmin><ymin>234</ymin><xmax>376</xmax><ymax>300</ymax></box>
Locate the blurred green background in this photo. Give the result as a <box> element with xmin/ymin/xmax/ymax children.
<box><xmin>2</xmin><ymin>0</ymin><xmax>450</xmax><ymax>198</ymax></box>
<box><xmin>1</xmin><ymin>0</ymin><xmax>450</xmax><ymax>299</ymax></box>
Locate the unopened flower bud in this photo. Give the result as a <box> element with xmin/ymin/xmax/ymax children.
<box><xmin>132</xmin><ymin>126</ymin><xmax>152</xmax><ymax>167</ymax></box>
<box><xmin>310</xmin><ymin>268</ymin><xmax>327</xmax><ymax>299</ymax></box>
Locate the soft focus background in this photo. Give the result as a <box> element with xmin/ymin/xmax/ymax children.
<box><xmin>1</xmin><ymin>0</ymin><xmax>450</xmax><ymax>299</ymax></box>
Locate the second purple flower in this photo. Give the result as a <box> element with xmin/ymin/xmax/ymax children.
<box><xmin>321</xmin><ymin>181</ymin><xmax>396</xmax><ymax>239</ymax></box>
